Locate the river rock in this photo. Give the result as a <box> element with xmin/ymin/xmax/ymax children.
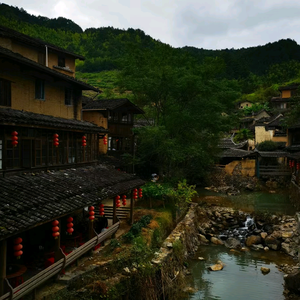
<box><xmin>241</xmin><ymin>247</ymin><xmax>250</xmax><ymax>252</ymax></box>
<box><xmin>261</xmin><ymin>267</ymin><xmax>270</xmax><ymax>274</ymax></box>
<box><xmin>281</xmin><ymin>243</ymin><xmax>297</xmax><ymax>257</ymax></box>
<box><xmin>252</xmin><ymin>244</ymin><xmax>264</xmax><ymax>250</ymax></box>
<box><xmin>282</xmin><ymin>232</ymin><xmax>294</xmax><ymax>239</ymax></box>
<box><xmin>284</xmin><ymin>271</ymin><xmax>300</xmax><ymax>294</ymax></box>
<box><xmin>224</xmin><ymin>237</ymin><xmax>241</xmax><ymax>249</ymax></box>
<box><xmin>264</xmin><ymin>247</ymin><xmax>269</xmax><ymax>251</ymax></box>
<box><xmin>265</xmin><ymin>236</ymin><xmax>281</xmax><ymax>250</ymax></box>
<box><xmin>246</xmin><ymin>235</ymin><xmax>262</xmax><ymax>247</ymax></box>
<box><xmin>208</xmin><ymin>264</ymin><xmax>223</xmax><ymax>271</ymax></box>
<box><xmin>211</xmin><ymin>237</ymin><xmax>224</xmax><ymax>245</ymax></box>
<box><xmin>260</xmin><ymin>232</ymin><xmax>268</xmax><ymax>239</ymax></box>
<box><xmin>199</xmin><ymin>234</ymin><xmax>209</xmax><ymax>244</ymax></box>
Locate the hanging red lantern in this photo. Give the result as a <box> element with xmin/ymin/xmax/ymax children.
<box><xmin>297</xmin><ymin>163</ymin><xmax>300</xmax><ymax>170</ymax></box>
<box><xmin>82</xmin><ymin>135</ymin><xmax>87</xmax><ymax>147</ymax></box>
<box><xmin>138</xmin><ymin>188</ymin><xmax>143</xmax><ymax>198</ymax></box>
<box><xmin>52</xmin><ymin>220</ymin><xmax>60</xmax><ymax>239</ymax></box>
<box><xmin>122</xmin><ymin>195</ymin><xmax>127</xmax><ymax>206</ymax></box>
<box><xmin>115</xmin><ymin>195</ymin><xmax>121</xmax><ymax>208</ymax></box>
<box><xmin>103</xmin><ymin>135</ymin><xmax>107</xmax><ymax>145</ymax></box>
<box><xmin>11</xmin><ymin>131</ymin><xmax>18</xmax><ymax>147</ymax></box>
<box><xmin>133</xmin><ymin>188</ymin><xmax>138</xmax><ymax>200</ymax></box>
<box><xmin>13</xmin><ymin>237</ymin><xmax>23</xmax><ymax>259</ymax></box>
<box><xmin>89</xmin><ymin>206</ymin><xmax>95</xmax><ymax>221</ymax></box>
<box><xmin>67</xmin><ymin>217</ymin><xmax>74</xmax><ymax>235</ymax></box>
<box><xmin>53</xmin><ymin>134</ymin><xmax>59</xmax><ymax>147</ymax></box>
<box><xmin>99</xmin><ymin>203</ymin><xmax>105</xmax><ymax>216</ymax></box>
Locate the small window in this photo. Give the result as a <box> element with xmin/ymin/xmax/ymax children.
<box><xmin>121</xmin><ymin>113</ymin><xmax>128</xmax><ymax>123</ymax></box>
<box><xmin>35</xmin><ymin>79</ymin><xmax>45</xmax><ymax>100</ymax></box>
<box><xmin>58</xmin><ymin>56</ymin><xmax>65</xmax><ymax>67</ymax></box>
<box><xmin>0</xmin><ymin>78</ymin><xmax>11</xmax><ymax>107</ymax></box>
<box><xmin>65</xmin><ymin>88</ymin><xmax>73</xmax><ymax>105</ymax></box>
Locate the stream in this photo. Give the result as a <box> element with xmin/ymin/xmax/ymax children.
<box><xmin>185</xmin><ymin>190</ymin><xmax>297</xmax><ymax>300</ymax></box>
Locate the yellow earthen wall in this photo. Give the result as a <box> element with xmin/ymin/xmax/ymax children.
<box><xmin>0</xmin><ymin>37</ymin><xmax>12</xmax><ymax>50</ymax></box>
<box><xmin>282</xmin><ymin>90</ymin><xmax>291</xmax><ymax>98</ymax></box>
<box><xmin>239</xmin><ymin>101</ymin><xmax>252</xmax><ymax>109</ymax></box>
<box><xmin>272</xmin><ymin>136</ymin><xmax>288</xmax><ymax>144</ymax></box>
<box><xmin>255</xmin><ymin>126</ymin><xmax>272</xmax><ymax>144</ymax></box>
<box><xmin>0</xmin><ymin>62</ymin><xmax>80</xmax><ymax>120</ymax></box>
<box><xmin>224</xmin><ymin>159</ymin><xmax>256</xmax><ymax>177</ymax></box>
<box><xmin>12</xmin><ymin>41</ymin><xmax>39</xmax><ymax>62</ymax></box>
<box><xmin>82</xmin><ymin>111</ymin><xmax>108</xmax><ymax>154</ymax></box>
<box><xmin>48</xmin><ymin>52</ymin><xmax>75</xmax><ymax>77</ymax></box>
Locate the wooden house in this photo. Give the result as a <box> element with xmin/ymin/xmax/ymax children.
<box><xmin>270</xmin><ymin>84</ymin><xmax>299</xmax><ymax>111</ymax></box>
<box><xmin>82</xmin><ymin>98</ymin><xmax>144</xmax><ymax>157</ymax></box>
<box><xmin>0</xmin><ymin>26</ymin><xmax>144</xmax><ymax>300</ymax></box>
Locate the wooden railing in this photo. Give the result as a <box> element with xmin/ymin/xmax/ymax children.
<box><xmin>0</xmin><ymin>221</ymin><xmax>120</xmax><ymax>300</ymax></box>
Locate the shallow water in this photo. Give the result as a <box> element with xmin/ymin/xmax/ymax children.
<box><xmin>186</xmin><ymin>245</ymin><xmax>295</xmax><ymax>300</ymax></box>
<box><xmin>196</xmin><ymin>189</ymin><xmax>296</xmax><ymax>215</ymax></box>
<box><xmin>186</xmin><ymin>190</ymin><xmax>297</xmax><ymax>300</ymax></box>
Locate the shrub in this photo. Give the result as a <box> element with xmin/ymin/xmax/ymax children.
<box><xmin>256</xmin><ymin>140</ymin><xmax>278</xmax><ymax>151</ymax></box>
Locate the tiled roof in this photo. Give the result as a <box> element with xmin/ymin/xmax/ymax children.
<box><xmin>0</xmin><ymin>108</ymin><xmax>107</xmax><ymax>133</ymax></box>
<box><xmin>219</xmin><ymin>138</ymin><xmax>248</xmax><ymax>149</ymax></box>
<box><xmin>270</xmin><ymin>97</ymin><xmax>292</xmax><ymax>102</ymax></box>
<box><xmin>278</xmin><ymin>84</ymin><xmax>300</xmax><ymax>91</ymax></box>
<box><xmin>255</xmin><ymin>150</ymin><xmax>288</xmax><ymax>158</ymax></box>
<box><xmin>0</xmin><ymin>25</ymin><xmax>84</xmax><ymax>60</ymax></box>
<box><xmin>0</xmin><ymin>46</ymin><xmax>99</xmax><ymax>92</ymax></box>
<box><xmin>83</xmin><ymin>98</ymin><xmax>144</xmax><ymax>114</ymax></box>
<box><xmin>0</xmin><ymin>164</ymin><xmax>145</xmax><ymax>241</ymax></box>
<box><xmin>220</xmin><ymin>148</ymin><xmax>254</xmax><ymax>158</ymax></box>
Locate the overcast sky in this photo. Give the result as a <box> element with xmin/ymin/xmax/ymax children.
<box><xmin>4</xmin><ymin>0</ymin><xmax>300</xmax><ymax>50</ymax></box>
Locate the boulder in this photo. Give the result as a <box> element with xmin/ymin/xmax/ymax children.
<box><xmin>281</xmin><ymin>243</ymin><xmax>297</xmax><ymax>257</ymax></box>
<box><xmin>265</xmin><ymin>236</ymin><xmax>281</xmax><ymax>250</ymax></box>
<box><xmin>261</xmin><ymin>267</ymin><xmax>270</xmax><ymax>274</ymax></box>
<box><xmin>260</xmin><ymin>232</ymin><xmax>268</xmax><ymax>239</ymax></box>
<box><xmin>224</xmin><ymin>237</ymin><xmax>241</xmax><ymax>249</ymax></box>
<box><xmin>211</xmin><ymin>237</ymin><xmax>224</xmax><ymax>245</ymax></box>
<box><xmin>246</xmin><ymin>235</ymin><xmax>262</xmax><ymax>247</ymax></box>
<box><xmin>282</xmin><ymin>232</ymin><xmax>294</xmax><ymax>239</ymax></box>
<box><xmin>284</xmin><ymin>271</ymin><xmax>300</xmax><ymax>294</ymax></box>
<box><xmin>199</xmin><ymin>234</ymin><xmax>209</xmax><ymax>244</ymax></box>
<box><xmin>208</xmin><ymin>263</ymin><xmax>223</xmax><ymax>271</ymax></box>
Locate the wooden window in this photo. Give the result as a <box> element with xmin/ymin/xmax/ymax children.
<box><xmin>65</xmin><ymin>88</ymin><xmax>73</xmax><ymax>105</ymax></box>
<box><xmin>58</xmin><ymin>56</ymin><xmax>65</xmax><ymax>67</ymax></box>
<box><xmin>0</xmin><ymin>78</ymin><xmax>11</xmax><ymax>107</ymax></box>
<box><xmin>121</xmin><ymin>113</ymin><xmax>128</xmax><ymax>123</ymax></box>
<box><xmin>35</xmin><ymin>79</ymin><xmax>45</xmax><ymax>100</ymax></box>
<box><xmin>38</xmin><ymin>52</ymin><xmax>46</xmax><ymax>65</ymax></box>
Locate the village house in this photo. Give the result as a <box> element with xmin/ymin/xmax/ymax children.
<box><xmin>0</xmin><ymin>26</ymin><xmax>144</xmax><ymax>300</ymax></box>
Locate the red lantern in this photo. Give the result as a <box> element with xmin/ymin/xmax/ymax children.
<box><xmin>89</xmin><ymin>206</ymin><xmax>95</xmax><ymax>221</ymax></box>
<box><xmin>138</xmin><ymin>188</ymin><xmax>143</xmax><ymax>198</ymax></box>
<box><xmin>53</xmin><ymin>134</ymin><xmax>59</xmax><ymax>147</ymax></box>
<box><xmin>133</xmin><ymin>188</ymin><xmax>138</xmax><ymax>200</ymax></box>
<box><xmin>11</xmin><ymin>131</ymin><xmax>18</xmax><ymax>147</ymax></box>
<box><xmin>297</xmin><ymin>163</ymin><xmax>300</xmax><ymax>170</ymax></box>
<box><xmin>103</xmin><ymin>135</ymin><xmax>107</xmax><ymax>145</ymax></box>
<box><xmin>115</xmin><ymin>196</ymin><xmax>121</xmax><ymax>208</ymax></box>
<box><xmin>99</xmin><ymin>203</ymin><xmax>105</xmax><ymax>216</ymax></box>
<box><xmin>82</xmin><ymin>136</ymin><xmax>87</xmax><ymax>147</ymax></box>
<box><xmin>67</xmin><ymin>217</ymin><xmax>74</xmax><ymax>235</ymax></box>
<box><xmin>13</xmin><ymin>237</ymin><xmax>23</xmax><ymax>259</ymax></box>
<box><xmin>52</xmin><ymin>220</ymin><xmax>60</xmax><ymax>239</ymax></box>
<box><xmin>122</xmin><ymin>195</ymin><xmax>127</xmax><ymax>206</ymax></box>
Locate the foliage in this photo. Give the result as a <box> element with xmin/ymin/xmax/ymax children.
<box><xmin>123</xmin><ymin>215</ymin><xmax>153</xmax><ymax>243</ymax></box>
<box><xmin>110</xmin><ymin>238</ymin><xmax>121</xmax><ymax>250</ymax></box>
<box><xmin>169</xmin><ymin>180</ymin><xmax>197</xmax><ymax>206</ymax></box>
<box><xmin>233</xmin><ymin>129</ymin><xmax>254</xmax><ymax>143</ymax></box>
<box><xmin>243</xmin><ymin>102</ymin><xmax>270</xmax><ymax>115</ymax></box>
<box><xmin>256</xmin><ymin>140</ymin><xmax>279</xmax><ymax>151</ymax></box>
<box><xmin>142</xmin><ymin>182</ymin><xmax>173</xmax><ymax>200</ymax></box>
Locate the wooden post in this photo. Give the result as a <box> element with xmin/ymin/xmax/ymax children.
<box><xmin>0</xmin><ymin>239</ymin><xmax>7</xmax><ymax>296</ymax></box>
<box><xmin>130</xmin><ymin>190</ymin><xmax>134</xmax><ymax>225</ymax></box>
<box><xmin>88</xmin><ymin>217</ymin><xmax>94</xmax><ymax>241</ymax></box>
<box><xmin>113</xmin><ymin>197</ymin><xmax>117</xmax><ymax>225</ymax></box>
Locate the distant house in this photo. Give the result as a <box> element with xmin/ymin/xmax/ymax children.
<box><xmin>270</xmin><ymin>84</ymin><xmax>299</xmax><ymax>111</ymax></box>
<box><xmin>237</xmin><ymin>100</ymin><xmax>253</xmax><ymax>109</ymax></box>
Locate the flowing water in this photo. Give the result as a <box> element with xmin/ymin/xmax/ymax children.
<box><xmin>184</xmin><ymin>190</ymin><xmax>297</xmax><ymax>300</ymax></box>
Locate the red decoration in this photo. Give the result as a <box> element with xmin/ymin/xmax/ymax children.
<box><xmin>67</xmin><ymin>217</ymin><xmax>74</xmax><ymax>235</ymax></box>
<box><xmin>11</xmin><ymin>131</ymin><xmax>18</xmax><ymax>147</ymax></box>
<box><xmin>52</xmin><ymin>220</ymin><xmax>60</xmax><ymax>239</ymax></box>
<box><xmin>53</xmin><ymin>134</ymin><xmax>59</xmax><ymax>147</ymax></box>
<box><xmin>297</xmin><ymin>163</ymin><xmax>300</xmax><ymax>170</ymax></box>
<box><xmin>133</xmin><ymin>188</ymin><xmax>138</xmax><ymax>200</ymax></box>
<box><xmin>82</xmin><ymin>136</ymin><xmax>87</xmax><ymax>147</ymax></box>
<box><xmin>89</xmin><ymin>206</ymin><xmax>95</xmax><ymax>221</ymax></box>
<box><xmin>122</xmin><ymin>195</ymin><xmax>127</xmax><ymax>206</ymax></box>
<box><xmin>13</xmin><ymin>237</ymin><xmax>23</xmax><ymax>259</ymax></box>
<box><xmin>103</xmin><ymin>135</ymin><xmax>107</xmax><ymax>145</ymax></box>
<box><xmin>99</xmin><ymin>203</ymin><xmax>105</xmax><ymax>216</ymax></box>
<box><xmin>138</xmin><ymin>188</ymin><xmax>143</xmax><ymax>198</ymax></box>
<box><xmin>115</xmin><ymin>195</ymin><xmax>121</xmax><ymax>208</ymax></box>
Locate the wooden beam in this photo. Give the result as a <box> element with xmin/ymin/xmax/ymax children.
<box><xmin>0</xmin><ymin>239</ymin><xmax>7</xmax><ymax>296</ymax></box>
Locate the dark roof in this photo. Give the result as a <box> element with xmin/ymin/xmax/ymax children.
<box><xmin>287</xmin><ymin>151</ymin><xmax>300</xmax><ymax>159</ymax></box>
<box><xmin>265</xmin><ymin>114</ymin><xmax>284</xmax><ymax>130</ymax></box>
<box><xmin>0</xmin><ymin>25</ymin><xmax>84</xmax><ymax>60</ymax></box>
<box><xmin>270</xmin><ymin>97</ymin><xmax>292</xmax><ymax>102</ymax></box>
<box><xmin>220</xmin><ymin>148</ymin><xmax>254</xmax><ymax>158</ymax></box>
<box><xmin>82</xmin><ymin>99</ymin><xmax>144</xmax><ymax>114</ymax></box>
<box><xmin>0</xmin><ymin>46</ymin><xmax>99</xmax><ymax>92</ymax></box>
<box><xmin>0</xmin><ymin>164</ymin><xmax>145</xmax><ymax>241</ymax></box>
<box><xmin>0</xmin><ymin>108</ymin><xmax>107</xmax><ymax>133</ymax></box>
<box><xmin>278</xmin><ymin>84</ymin><xmax>300</xmax><ymax>91</ymax></box>
<box><xmin>255</xmin><ymin>150</ymin><xmax>288</xmax><ymax>158</ymax></box>
<box><xmin>219</xmin><ymin>138</ymin><xmax>248</xmax><ymax>149</ymax></box>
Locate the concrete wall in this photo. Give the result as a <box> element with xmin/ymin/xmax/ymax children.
<box><xmin>0</xmin><ymin>61</ymin><xmax>81</xmax><ymax>120</ymax></box>
<box><xmin>224</xmin><ymin>159</ymin><xmax>256</xmax><ymax>177</ymax></box>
